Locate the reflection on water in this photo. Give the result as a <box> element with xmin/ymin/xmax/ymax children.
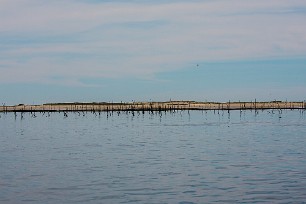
<box><xmin>0</xmin><ymin>110</ymin><xmax>306</xmax><ymax>203</ymax></box>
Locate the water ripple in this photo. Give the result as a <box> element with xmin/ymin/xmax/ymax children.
<box><xmin>0</xmin><ymin>110</ymin><xmax>306</xmax><ymax>203</ymax></box>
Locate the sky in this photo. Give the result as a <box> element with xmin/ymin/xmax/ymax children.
<box><xmin>1</xmin><ymin>0</ymin><xmax>306</xmax><ymax>105</ymax></box>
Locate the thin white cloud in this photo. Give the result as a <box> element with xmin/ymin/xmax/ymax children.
<box><xmin>0</xmin><ymin>0</ymin><xmax>306</xmax><ymax>84</ymax></box>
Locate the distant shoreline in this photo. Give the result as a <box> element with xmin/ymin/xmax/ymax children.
<box><xmin>1</xmin><ymin>101</ymin><xmax>305</xmax><ymax>112</ymax></box>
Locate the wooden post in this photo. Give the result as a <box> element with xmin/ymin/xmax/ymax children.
<box><xmin>254</xmin><ymin>99</ymin><xmax>257</xmax><ymax>110</ymax></box>
<box><xmin>228</xmin><ymin>100</ymin><xmax>230</xmax><ymax>113</ymax></box>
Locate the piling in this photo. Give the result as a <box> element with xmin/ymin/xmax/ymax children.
<box><xmin>254</xmin><ymin>99</ymin><xmax>257</xmax><ymax>110</ymax></box>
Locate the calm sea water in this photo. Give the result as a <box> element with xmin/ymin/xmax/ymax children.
<box><xmin>0</xmin><ymin>110</ymin><xmax>306</xmax><ymax>203</ymax></box>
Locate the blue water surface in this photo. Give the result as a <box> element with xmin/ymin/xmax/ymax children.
<box><xmin>0</xmin><ymin>110</ymin><xmax>306</xmax><ymax>203</ymax></box>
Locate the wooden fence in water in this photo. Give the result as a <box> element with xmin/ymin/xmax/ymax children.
<box><xmin>0</xmin><ymin>101</ymin><xmax>306</xmax><ymax>113</ymax></box>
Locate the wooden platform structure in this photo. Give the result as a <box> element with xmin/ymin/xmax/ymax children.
<box><xmin>1</xmin><ymin>101</ymin><xmax>305</xmax><ymax>113</ymax></box>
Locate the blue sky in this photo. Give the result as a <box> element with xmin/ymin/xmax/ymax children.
<box><xmin>1</xmin><ymin>0</ymin><xmax>306</xmax><ymax>105</ymax></box>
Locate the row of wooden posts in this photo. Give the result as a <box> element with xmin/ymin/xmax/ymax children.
<box><xmin>1</xmin><ymin>101</ymin><xmax>306</xmax><ymax>113</ymax></box>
